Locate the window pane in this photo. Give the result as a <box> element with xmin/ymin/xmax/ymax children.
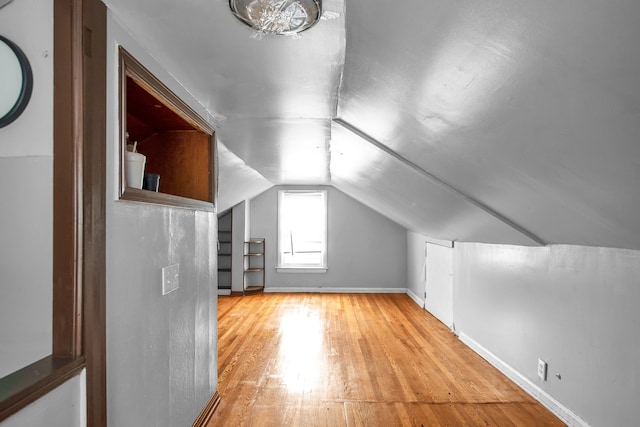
<box><xmin>278</xmin><ymin>190</ymin><xmax>327</xmax><ymax>268</ymax></box>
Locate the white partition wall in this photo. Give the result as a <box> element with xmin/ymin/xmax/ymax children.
<box><xmin>454</xmin><ymin>243</ymin><xmax>640</xmax><ymax>427</ymax></box>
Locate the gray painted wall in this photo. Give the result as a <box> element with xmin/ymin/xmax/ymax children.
<box><xmin>105</xmin><ymin>14</ymin><xmax>217</xmax><ymax>426</ymax></box>
<box><xmin>454</xmin><ymin>242</ymin><xmax>640</xmax><ymax>427</ymax></box>
<box><xmin>231</xmin><ymin>201</ymin><xmax>247</xmax><ymax>293</ymax></box>
<box><xmin>0</xmin><ymin>0</ymin><xmax>53</xmax><ymax>379</ymax></box>
<box><xmin>250</xmin><ymin>186</ymin><xmax>407</xmax><ymax>291</ymax></box>
<box><xmin>0</xmin><ymin>158</ymin><xmax>52</xmax><ymax>378</ymax></box>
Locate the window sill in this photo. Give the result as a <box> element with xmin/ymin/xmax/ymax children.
<box><xmin>276</xmin><ymin>267</ymin><xmax>328</xmax><ymax>274</ymax></box>
<box><xmin>0</xmin><ymin>356</ymin><xmax>85</xmax><ymax>421</ymax></box>
<box><xmin>120</xmin><ymin>187</ymin><xmax>215</xmax><ymax>212</ymax></box>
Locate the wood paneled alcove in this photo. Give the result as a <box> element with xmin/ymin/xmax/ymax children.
<box><xmin>119</xmin><ymin>47</ymin><xmax>216</xmax><ymax>211</ymax></box>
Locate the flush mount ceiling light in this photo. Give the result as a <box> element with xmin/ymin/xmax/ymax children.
<box><xmin>229</xmin><ymin>0</ymin><xmax>322</xmax><ymax>36</ymax></box>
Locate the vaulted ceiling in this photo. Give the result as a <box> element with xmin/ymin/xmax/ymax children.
<box><xmin>104</xmin><ymin>0</ymin><xmax>640</xmax><ymax>250</ymax></box>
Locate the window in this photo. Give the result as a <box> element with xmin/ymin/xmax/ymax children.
<box><xmin>278</xmin><ymin>190</ymin><xmax>327</xmax><ymax>269</ymax></box>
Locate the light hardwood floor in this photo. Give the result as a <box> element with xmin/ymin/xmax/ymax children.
<box><xmin>207</xmin><ymin>293</ymin><xmax>564</xmax><ymax>426</ymax></box>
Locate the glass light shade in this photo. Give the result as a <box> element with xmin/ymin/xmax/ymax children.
<box><xmin>229</xmin><ymin>0</ymin><xmax>322</xmax><ymax>35</ymax></box>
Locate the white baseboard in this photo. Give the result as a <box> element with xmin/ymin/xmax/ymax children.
<box><xmin>264</xmin><ymin>287</ymin><xmax>407</xmax><ymax>294</ymax></box>
<box><xmin>217</xmin><ymin>288</ymin><xmax>231</xmax><ymax>296</ymax></box>
<box><xmin>406</xmin><ymin>288</ymin><xmax>425</xmax><ymax>307</ymax></box>
<box><xmin>458</xmin><ymin>332</ymin><xmax>589</xmax><ymax>427</ymax></box>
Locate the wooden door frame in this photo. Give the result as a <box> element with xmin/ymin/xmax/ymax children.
<box><xmin>52</xmin><ymin>0</ymin><xmax>107</xmax><ymax>422</ymax></box>
<box><xmin>77</xmin><ymin>0</ymin><xmax>107</xmax><ymax>424</ymax></box>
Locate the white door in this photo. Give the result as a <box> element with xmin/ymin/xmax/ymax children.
<box><xmin>424</xmin><ymin>242</ymin><xmax>453</xmax><ymax>329</ymax></box>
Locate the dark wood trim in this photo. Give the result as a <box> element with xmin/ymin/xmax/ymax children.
<box><xmin>192</xmin><ymin>392</ymin><xmax>221</xmax><ymax>427</ymax></box>
<box><xmin>82</xmin><ymin>0</ymin><xmax>108</xmax><ymax>425</ymax></box>
<box><xmin>118</xmin><ymin>46</ymin><xmax>216</xmax><ymax>209</ymax></box>
<box><xmin>53</xmin><ymin>0</ymin><xmax>83</xmax><ymax>362</ymax></box>
<box><xmin>119</xmin><ymin>47</ymin><xmax>214</xmax><ymax>135</ymax></box>
<box><xmin>210</xmin><ymin>132</ymin><xmax>218</xmax><ymax>208</ymax></box>
<box><xmin>0</xmin><ymin>357</ymin><xmax>85</xmax><ymax>421</ymax></box>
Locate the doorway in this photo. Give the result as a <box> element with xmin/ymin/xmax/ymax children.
<box><xmin>424</xmin><ymin>242</ymin><xmax>453</xmax><ymax>329</ymax></box>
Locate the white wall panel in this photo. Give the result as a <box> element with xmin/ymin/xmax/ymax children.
<box><xmin>0</xmin><ymin>0</ymin><xmax>53</xmax><ymax>392</ymax></box>
<box><xmin>0</xmin><ymin>158</ymin><xmax>52</xmax><ymax>378</ymax></box>
<box><xmin>0</xmin><ymin>373</ymin><xmax>84</xmax><ymax>427</ymax></box>
<box><xmin>105</xmin><ymin>15</ymin><xmax>217</xmax><ymax>426</ymax></box>
<box><xmin>454</xmin><ymin>242</ymin><xmax>640</xmax><ymax>427</ymax></box>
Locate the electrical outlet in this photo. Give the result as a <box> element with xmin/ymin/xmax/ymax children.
<box><xmin>162</xmin><ymin>263</ymin><xmax>180</xmax><ymax>295</ymax></box>
<box><xmin>537</xmin><ymin>358</ymin><xmax>548</xmax><ymax>381</ymax></box>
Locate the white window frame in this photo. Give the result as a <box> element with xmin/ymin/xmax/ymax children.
<box><xmin>277</xmin><ymin>190</ymin><xmax>328</xmax><ymax>272</ymax></box>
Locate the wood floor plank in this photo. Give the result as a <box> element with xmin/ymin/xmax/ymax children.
<box><xmin>208</xmin><ymin>293</ymin><xmax>563</xmax><ymax>426</ymax></box>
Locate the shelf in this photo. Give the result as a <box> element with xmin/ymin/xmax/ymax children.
<box><xmin>121</xmin><ymin>187</ymin><xmax>214</xmax><ymax>211</ymax></box>
<box><xmin>119</xmin><ymin>47</ymin><xmax>215</xmax><ymax>209</ymax></box>
<box><xmin>217</xmin><ymin>210</ymin><xmax>233</xmax><ymax>291</ymax></box>
<box><xmin>243</xmin><ymin>238</ymin><xmax>265</xmax><ymax>293</ymax></box>
<box><xmin>243</xmin><ymin>286</ymin><xmax>263</xmax><ymax>295</ymax></box>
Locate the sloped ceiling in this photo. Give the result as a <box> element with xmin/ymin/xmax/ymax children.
<box><xmin>104</xmin><ymin>0</ymin><xmax>640</xmax><ymax>249</ymax></box>
<box><xmin>216</xmin><ymin>143</ymin><xmax>272</xmax><ymax>214</ymax></box>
